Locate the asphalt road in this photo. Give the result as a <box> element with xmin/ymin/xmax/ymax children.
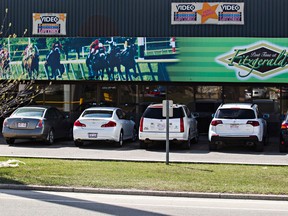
<box><xmin>0</xmin><ymin>134</ymin><xmax>287</xmax><ymax>165</ymax></box>
<box><xmin>1</xmin><ymin>189</ymin><xmax>288</xmax><ymax>216</ymax></box>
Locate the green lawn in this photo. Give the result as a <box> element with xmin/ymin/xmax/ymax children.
<box><xmin>1</xmin><ymin>157</ymin><xmax>288</xmax><ymax>195</ymax></box>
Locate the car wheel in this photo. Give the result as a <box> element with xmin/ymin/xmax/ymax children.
<box><xmin>279</xmin><ymin>144</ymin><xmax>287</xmax><ymax>153</ymax></box>
<box><xmin>255</xmin><ymin>141</ymin><xmax>264</xmax><ymax>152</ymax></box>
<box><xmin>183</xmin><ymin>140</ymin><xmax>191</xmax><ymax>149</ymax></box>
<box><xmin>262</xmin><ymin>135</ymin><xmax>268</xmax><ymax>146</ymax></box>
<box><xmin>6</xmin><ymin>138</ymin><xmax>15</xmax><ymax>145</ymax></box>
<box><xmin>74</xmin><ymin>140</ymin><xmax>83</xmax><ymax>147</ymax></box>
<box><xmin>191</xmin><ymin>131</ymin><xmax>199</xmax><ymax>144</ymax></box>
<box><xmin>209</xmin><ymin>142</ymin><xmax>217</xmax><ymax>151</ymax></box>
<box><xmin>182</xmin><ymin>130</ymin><xmax>191</xmax><ymax>149</ymax></box>
<box><xmin>67</xmin><ymin>127</ymin><xmax>73</xmax><ymax>141</ymax></box>
<box><xmin>45</xmin><ymin>129</ymin><xmax>54</xmax><ymax>145</ymax></box>
<box><xmin>117</xmin><ymin>130</ymin><xmax>124</xmax><ymax>147</ymax></box>
<box><xmin>139</xmin><ymin>140</ymin><xmax>148</xmax><ymax>149</ymax></box>
<box><xmin>131</xmin><ymin>127</ymin><xmax>138</xmax><ymax>142</ymax></box>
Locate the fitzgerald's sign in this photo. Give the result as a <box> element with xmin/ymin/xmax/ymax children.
<box><xmin>167</xmin><ymin>38</ymin><xmax>288</xmax><ymax>83</ymax></box>
<box><xmin>216</xmin><ymin>41</ymin><xmax>288</xmax><ymax>80</ymax></box>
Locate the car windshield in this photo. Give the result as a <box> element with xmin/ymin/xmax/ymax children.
<box><xmin>13</xmin><ymin>108</ymin><xmax>45</xmax><ymax>117</ymax></box>
<box><xmin>82</xmin><ymin>110</ymin><xmax>113</xmax><ymax>118</ymax></box>
<box><xmin>143</xmin><ymin>107</ymin><xmax>184</xmax><ymax>119</ymax></box>
<box><xmin>215</xmin><ymin>108</ymin><xmax>255</xmax><ymax>119</ymax></box>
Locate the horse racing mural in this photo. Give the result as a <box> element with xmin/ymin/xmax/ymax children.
<box><xmin>3</xmin><ymin>37</ymin><xmax>288</xmax><ymax>83</ymax></box>
<box><xmin>0</xmin><ymin>37</ymin><xmax>176</xmax><ymax>82</ymax></box>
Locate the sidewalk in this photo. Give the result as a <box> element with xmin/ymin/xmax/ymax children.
<box><xmin>1</xmin><ymin>184</ymin><xmax>288</xmax><ymax>201</ymax></box>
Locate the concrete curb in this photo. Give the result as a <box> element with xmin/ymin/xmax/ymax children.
<box><xmin>1</xmin><ymin>184</ymin><xmax>288</xmax><ymax>201</ymax></box>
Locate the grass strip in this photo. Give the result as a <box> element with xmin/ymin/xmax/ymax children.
<box><xmin>0</xmin><ymin>157</ymin><xmax>288</xmax><ymax>195</ymax></box>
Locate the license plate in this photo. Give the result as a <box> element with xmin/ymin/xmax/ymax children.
<box><xmin>17</xmin><ymin>122</ymin><xmax>27</xmax><ymax>128</ymax></box>
<box><xmin>230</xmin><ymin>124</ymin><xmax>239</xmax><ymax>129</ymax></box>
<box><xmin>88</xmin><ymin>133</ymin><xmax>98</xmax><ymax>138</ymax></box>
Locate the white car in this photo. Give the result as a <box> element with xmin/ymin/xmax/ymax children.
<box><xmin>73</xmin><ymin>107</ymin><xmax>137</xmax><ymax>147</ymax></box>
<box><xmin>208</xmin><ymin>103</ymin><xmax>268</xmax><ymax>152</ymax></box>
<box><xmin>138</xmin><ymin>103</ymin><xmax>198</xmax><ymax>149</ymax></box>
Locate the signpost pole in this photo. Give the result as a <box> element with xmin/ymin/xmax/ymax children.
<box><xmin>166</xmin><ymin>98</ymin><xmax>169</xmax><ymax>165</ymax></box>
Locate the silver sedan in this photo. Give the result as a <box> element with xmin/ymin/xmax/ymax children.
<box><xmin>2</xmin><ymin>105</ymin><xmax>73</xmax><ymax>145</ymax></box>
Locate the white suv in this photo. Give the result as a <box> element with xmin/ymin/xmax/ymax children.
<box><xmin>139</xmin><ymin>103</ymin><xmax>198</xmax><ymax>149</ymax></box>
<box><xmin>208</xmin><ymin>103</ymin><xmax>268</xmax><ymax>152</ymax></box>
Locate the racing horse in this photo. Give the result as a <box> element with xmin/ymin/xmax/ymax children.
<box><xmin>22</xmin><ymin>48</ymin><xmax>39</xmax><ymax>80</ymax></box>
<box><xmin>0</xmin><ymin>48</ymin><xmax>10</xmax><ymax>79</ymax></box>
<box><xmin>120</xmin><ymin>43</ymin><xmax>137</xmax><ymax>81</ymax></box>
<box><xmin>86</xmin><ymin>48</ymin><xmax>111</xmax><ymax>80</ymax></box>
<box><xmin>105</xmin><ymin>41</ymin><xmax>124</xmax><ymax>81</ymax></box>
<box><xmin>44</xmin><ymin>45</ymin><xmax>65</xmax><ymax>80</ymax></box>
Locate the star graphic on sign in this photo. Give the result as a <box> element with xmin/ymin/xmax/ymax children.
<box><xmin>59</xmin><ymin>14</ymin><xmax>66</xmax><ymax>21</ymax></box>
<box><xmin>197</xmin><ymin>2</ymin><xmax>219</xmax><ymax>24</ymax></box>
<box><xmin>33</xmin><ymin>13</ymin><xmax>41</xmax><ymax>21</ymax></box>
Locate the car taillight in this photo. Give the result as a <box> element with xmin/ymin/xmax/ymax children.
<box><xmin>101</xmin><ymin>121</ymin><xmax>116</xmax><ymax>127</ymax></box>
<box><xmin>3</xmin><ymin>119</ymin><xmax>8</xmax><ymax>128</ymax></box>
<box><xmin>139</xmin><ymin>117</ymin><xmax>144</xmax><ymax>132</ymax></box>
<box><xmin>211</xmin><ymin>120</ymin><xmax>223</xmax><ymax>126</ymax></box>
<box><xmin>74</xmin><ymin>120</ymin><xmax>86</xmax><ymax>127</ymax></box>
<box><xmin>281</xmin><ymin>123</ymin><xmax>288</xmax><ymax>129</ymax></box>
<box><xmin>36</xmin><ymin>120</ymin><xmax>43</xmax><ymax>128</ymax></box>
<box><xmin>247</xmin><ymin>121</ymin><xmax>260</xmax><ymax>127</ymax></box>
<box><xmin>180</xmin><ymin>117</ymin><xmax>184</xmax><ymax>132</ymax></box>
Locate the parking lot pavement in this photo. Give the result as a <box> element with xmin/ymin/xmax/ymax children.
<box><xmin>0</xmin><ymin>134</ymin><xmax>287</xmax><ymax>165</ymax></box>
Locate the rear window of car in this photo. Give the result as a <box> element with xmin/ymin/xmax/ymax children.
<box><xmin>143</xmin><ymin>107</ymin><xmax>184</xmax><ymax>119</ymax></box>
<box><xmin>13</xmin><ymin>108</ymin><xmax>45</xmax><ymax>117</ymax></box>
<box><xmin>215</xmin><ymin>108</ymin><xmax>256</xmax><ymax>119</ymax></box>
<box><xmin>82</xmin><ymin>110</ymin><xmax>113</xmax><ymax>118</ymax></box>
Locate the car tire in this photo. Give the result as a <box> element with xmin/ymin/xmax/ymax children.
<box><xmin>279</xmin><ymin>141</ymin><xmax>287</xmax><ymax>153</ymax></box>
<box><xmin>45</xmin><ymin>129</ymin><xmax>54</xmax><ymax>145</ymax></box>
<box><xmin>131</xmin><ymin>127</ymin><xmax>138</xmax><ymax>142</ymax></box>
<box><xmin>74</xmin><ymin>140</ymin><xmax>83</xmax><ymax>147</ymax></box>
<box><xmin>183</xmin><ymin>140</ymin><xmax>191</xmax><ymax>149</ymax></box>
<box><xmin>117</xmin><ymin>130</ymin><xmax>124</xmax><ymax>147</ymax></box>
<box><xmin>6</xmin><ymin>138</ymin><xmax>15</xmax><ymax>145</ymax></box>
<box><xmin>139</xmin><ymin>140</ymin><xmax>148</xmax><ymax>149</ymax></box>
<box><xmin>255</xmin><ymin>141</ymin><xmax>264</xmax><ymax>152</ymax></box>
<box><xmin>209</xmin><ymin>142</ymin><xmax>217</xmax><ymax>151</ymax></box>
<box><xmin>182</xmin><ymin>130</ymin><xmax>191</xmax><ymax>149</ymax></box>
<box><xmin>191</xmin><ymin>131</ymin><xmax>199</xmax><ymax>144</ymax></box>
<box><xmin>67</xmin><ymin>127</ymin><xmax>73</xmax><ymax>141</ymax></box>
<box><xmin>263</xmin><ymin>134</ymin><xmax>268</xmax><ymax>146</ymax></box>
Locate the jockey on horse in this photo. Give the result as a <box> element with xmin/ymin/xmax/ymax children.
<box><xmin>22</xmin><ymin>43</ymin><xmax>40</xmax><ymax>79</ymax></box>
<box><xmin>106</xmin><ymin>40</ymin><xmax>123</xmax><ymax>80</ymax></box>
<box><xmin>0</xmin><ymin>45</ymin><xmax>10</xmax><ymax>78</ymax></box>
<box><xmin>86</xmin><ymin>39</ymin><xmax>109</xmax><ymax>80</ymax></box>
<box><xmin>120</xmin><ymin>38</ymin><xmax>138</xmax><ymax>81</ymax></box>
<box><xmin>45</xmin><ymin>41</ymin><xmax>64</xmax><ymax>80</ymax></box>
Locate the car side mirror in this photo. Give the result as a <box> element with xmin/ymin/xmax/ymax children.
<box><xmin>211</xmin><ymin>113</ymin><xmax>215</xmax><ymax>118</ymax></box>
<box><xmin>263</xmin><ymin>113</ymin><xmax>270</xmax><ymax>119</ymax></box>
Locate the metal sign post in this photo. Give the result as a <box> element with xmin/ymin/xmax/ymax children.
<box><xmin>162</xmin><ymin>100</ymin><xmax>173</xmax><ymax>165</ymax></box>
